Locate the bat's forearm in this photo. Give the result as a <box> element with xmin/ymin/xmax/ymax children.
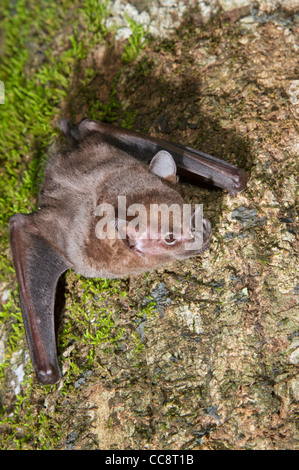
<box><xmin>73</xmin><ymin>120</ymin><xmax>247</xmax><ymax>195</ymax></box>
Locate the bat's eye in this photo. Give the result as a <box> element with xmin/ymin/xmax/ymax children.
<box><xmin>163</xmin><ymin>232</ymin><xmax>177</xmax><ymax>245</ymax></box>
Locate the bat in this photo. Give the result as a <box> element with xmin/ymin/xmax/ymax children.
<box><xmin>9</xmin><ymin>119</ymin><xmax>247</xmax><ymax>384</ymax></box>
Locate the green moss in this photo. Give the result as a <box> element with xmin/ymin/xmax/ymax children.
<box><xmin>0</xmin><ymin>0</ymin><xmax>107</xmax><ymax>277</ymax></box>
<box><xmin>0</xmin><ymin>379</ymin><xmax>63</xmax><ymax>449</ymax></box>
<box><xmin>0</xmin><ymin>0</ymin><xmax>148</xmax><ymax>273</ymax></box>
<box><xmin>0</xmin><ymin>289</ymin><xmax>24</xmax><ymax>381</ymax></box>
<box><xmin>121</xmin><ymin>15</ymin><xmax>148</xmax><ymax>63</ymax></box>
<box><xmin>0</xmin><ymin>0</ymin><xmax>149</xmax><ymax>449</ymax></box>
<box><xmin>59</xmin><ymin>276</ymin><xmax>125</xmax><ymax>384</ymax></box>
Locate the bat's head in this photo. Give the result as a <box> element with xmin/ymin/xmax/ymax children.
<box><xmin>94</xmin><ymin>150</ymin><xmax>211</xmax><ymax>272</ymax></box>
<box><xmin>110</xmin><ymin>204</ymin><xmax>211</xmax><ymax>261</ymax></box>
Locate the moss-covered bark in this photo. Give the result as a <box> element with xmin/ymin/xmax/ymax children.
<box><xmin>0</xmin><ymin>1</ymin><xmax>298</xmax><ymax>449</ymax></box>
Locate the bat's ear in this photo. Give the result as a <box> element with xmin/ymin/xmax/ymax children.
<box><xmin>149</xmin><ymin>150</ymin><xmax>177</xmax><ymax>184</ymax></box>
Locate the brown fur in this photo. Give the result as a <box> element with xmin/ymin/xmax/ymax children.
<box><xmin>9</xmin><ymin>119</ymin><xmax>247</xmax><ymax>384</ymax></box>
<box><xmin>35</xmin><ymin>132</ymin><xmax>210</xmax><ymax>278</ymax></box>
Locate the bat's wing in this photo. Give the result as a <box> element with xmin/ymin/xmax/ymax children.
<box><xmin>9</xmin><ymin>214</ymin><xmax>71</xmax><ymax>384</ymax></box>
<box><xmin>59</xmin><ymin>119</ymin><xmax>247</xmax><ymax>195</ymax></box>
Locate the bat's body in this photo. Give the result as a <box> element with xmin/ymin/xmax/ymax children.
<box><xmin>9</xmin><ymin>119</ymin><xmax>247</xmax><ymax>384</ymax></box>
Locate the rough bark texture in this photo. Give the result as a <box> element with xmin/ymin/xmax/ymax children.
<box><xmin>0</xmin><ymin>1</ymin><xmax>298</xmax><ymax>450</ymax></box>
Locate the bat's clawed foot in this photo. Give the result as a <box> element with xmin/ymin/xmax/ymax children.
<box><xmin>37</xmin><ymin>364</ymin><xmax>62</xmax><ymax>385</ymax></box>
<box><xmin>229</xmin><ymin>169</ymin><xmax>248</xmax><ymax>195</ymax></box>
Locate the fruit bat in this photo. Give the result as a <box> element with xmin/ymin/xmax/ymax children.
<box><xmin>9</xmin><ymin>119</ymin><xmax>247</xmax><ymax>385</ymax></box>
